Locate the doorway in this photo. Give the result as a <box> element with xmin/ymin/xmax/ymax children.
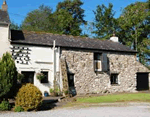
<box><xmin>68</xmin><ymin>73</ymin><xmax>76</xmax><ymax>96</ymax></box>
<box><xmin>136</xmin><ymin>73</ymin><xmax>149</xmax><ymax>90</ymax></box>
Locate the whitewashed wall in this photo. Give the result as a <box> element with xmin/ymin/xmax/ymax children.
<box><xmin>0</xmin><ymin>24</ymin><xmax>10</xmax><ymax>57</ymax></box>
<box><xmin>11</xmin><ymin>44</ymin><xmax>60</xmax><ymax>95</ymax></box>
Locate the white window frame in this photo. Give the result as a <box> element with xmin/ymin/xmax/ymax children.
<box><xmin>94</xmin><ymin>52</ymin><xmax>102</xmax><ymax>72</ymax></box>
<box><xmin>94</xmin><ymin>60</ymin><xmax>102</xmax><ymax>71</ymax></box>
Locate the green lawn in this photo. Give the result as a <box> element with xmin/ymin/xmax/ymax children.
<box><xmin>77</xmin><ymin>93</ymin><xmax>150</xmax><ymax>103</ymax></box>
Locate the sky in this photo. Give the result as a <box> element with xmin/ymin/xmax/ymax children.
<box><xmin>1</xmin><ymin>0</ymin><xmax>147</xmax><ymax>33</ymax></box>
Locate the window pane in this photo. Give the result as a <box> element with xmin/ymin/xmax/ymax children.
<box><xmin>94</xmin><ymin>53</ymin><xmax>101</xmax><ymax>60</ymax></box>
<box><xmin>41</xmin><ymin>71</ymin><xmax>48</xmax><ymax>83</ymax></box>
<box><xmin>95</xmin><ymin>61</ymin><xmax>101</xmax><ymax>71</ymax></box>
<box><xmin>111</xmin><ymin>74</ymin><xmax>118</xmax><ymax>84</ymax></box>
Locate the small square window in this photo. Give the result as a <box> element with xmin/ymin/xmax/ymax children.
<box><xmin>110</xmin><ymin>74</ymin><xmax>118</xmax><ymax>84</ymax></box>
<box><xmin>41</xmin><ymin>71</ymin><xmax>48</xmax><ymax>83</ymax></box>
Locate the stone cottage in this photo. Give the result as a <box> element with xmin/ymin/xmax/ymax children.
<box><xmin>0</xmin><ymin>1</ymin><xmax>149</xmax><ymax>95</ymax></box>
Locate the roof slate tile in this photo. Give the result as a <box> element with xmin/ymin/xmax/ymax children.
<box><xmin>11</xmin><ymin>30</ymin><xmax>137</xmax><ymax>53</ymax></box>
<box><xmin>0</xmin><ymin>9</ymin><xmax>10</xmax><ymax>24</ymax></box>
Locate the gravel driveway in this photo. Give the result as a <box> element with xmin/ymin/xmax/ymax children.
<box><xmin>1</xmin><ymin>102</ymin><xmax>150</xmax><ymax>117</ymax></box>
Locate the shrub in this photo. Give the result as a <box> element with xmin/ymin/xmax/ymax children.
<box><xmin>50</xmin><ymin>88</ymin><xmax>54</xmax><ymax>94</ymax></box>
<box><xmin>0</xmin><ymin>100</ymin><xmax>10</xmax><ymax>111</ymax></box>
<box><xmin>17</xmin><ymin>73</ymin><xmax>24</xmax><ymax>82</ymax></box>
<box><xmin>14</xmin><ymin>106</ymin><xmax>24</xmax><ymax>112</ymax></box>
<box><xmin>65</xmin><ymin>90</ymin><xmax>69</xmax><ymax>95</ymax></box>
<box><xmin>0</xmin><ymin>52</ymin><xmax>18</xmax><ymax>100</ymax></box>
<box><xmin>53</xmin><ymin>80</ymin><xmax>62</xmax><ymax>96</ymax></box>
<box><xmin>15</xmin><ymin>83</ymin><xmax>43</xmax><ymax>111</ymax></box>
<box><xmin>36</xmin><ymin>73</ymin><xmax>45</xmax><ymax>81</ymax></box>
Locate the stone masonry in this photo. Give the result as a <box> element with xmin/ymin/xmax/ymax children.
<box><xmin>61</xmin><ymin>49</ymin><xmax>150</xmax><ymax>95</ymax></box>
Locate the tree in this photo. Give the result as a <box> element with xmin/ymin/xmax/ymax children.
<box><xmin>10</xmin><ymin>21</ymin><xmax>22</xmax><ymax>30</ymax></box>
<box><xmin>22</xmin><ymin>5</ymin><xmax>53</xmax><ymax>32</ymax></box>
<box><xmin>0</xmin><ymin>52</ymin><xmax>18</xmax><ymax>100</ymax></box>
<box><xmin>118</xmin><ymin>2</ymin><xmax>150</xmax><ymax>65</ymax></box>
<box><xmin>92</xmin><ymin>3</ymin><xmax>118</xmax><ymax>39</ymax></box>
<box><xmin>55</xmin><ymin>0</ymin><xmax>86</xmax><ymax>36</ymax></box>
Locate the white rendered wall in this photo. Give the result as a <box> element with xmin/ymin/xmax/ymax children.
<box><xmin>11</xmin><ymin>44</ymin><xmax>60</xmax><ymax>95</ymax></box>
<box><xmin>0</xmin><ymin>25</ymin><xmax>10</xmax><ymax>57</ymax></box>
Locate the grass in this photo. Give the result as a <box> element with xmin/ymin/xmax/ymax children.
<box><xmin>77</xmin><ymin>93</ymin><xmax>150</xmax><ymax>103</ymax></box>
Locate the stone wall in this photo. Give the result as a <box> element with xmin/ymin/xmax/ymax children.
<box><xmin>60</xmin><ymin>57</ymin><xmax>69</xmax><ymax>95</ymax></box>
<box><xmin>61</xmin><ymin>49</ymin><xmax>150</xmax><ymax>95</ymax></box>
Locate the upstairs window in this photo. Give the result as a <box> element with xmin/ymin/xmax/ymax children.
<box><xmin>110</xmin><ymin>74</ymin><xmax>118</xmax><ymax>85</ymax></box>
<box><xmin>41</xmin><ymin>71</ymin><xmax>48</xmax><ymax>83</ymax></box>
<box><xmin>94</xmin><ymin>53</ymin><xmax>102</xmax><ymax>71</ymax></box>
<box><xmin>94</xmin><ymin>53</ymin><xmax>108</xmax><ymax>72</ymax></box>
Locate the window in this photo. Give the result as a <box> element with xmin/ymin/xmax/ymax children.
<box><xmin>110</xmin><ymin>74</ymin><xmax>118</xmax><ymax>85</ymax></box>
<box><xmin>41</xmin><ymin>71</ymin><xmax>48</xmax><ymax>83</ymax></box>
<box><xmin>21</xmin><ymin>71</ymin><xmax>34</xmax><ymax>84</ymax></box>
<box><xmin>94</xmin><ymin>53</ymin><xmax>102</xmax><ymax>71</ymax></box>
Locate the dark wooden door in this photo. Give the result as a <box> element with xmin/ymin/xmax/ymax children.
<box><xmin>137</xmin><ymin>73</ymin><xmax>149</xmax><ymax>90</ymax></box>
<box><xmin>68</xmin><ymin>74</ymin><xmax>76</xmax><ymax>96</ymax></box>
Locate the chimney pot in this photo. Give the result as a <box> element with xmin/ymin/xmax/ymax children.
<box><xmin>110</xmin><ymin>33</ymin><xmax>119</xmax><ymax>42</ymax></box>
<box><xmin>1</xmin><ymin>0</ymin><xmax>8</xmax><ymax>11</ymax></box>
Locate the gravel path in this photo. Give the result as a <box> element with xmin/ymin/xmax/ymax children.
<box><xmin>1</xmin><ymin>103</ymin><xmax>150</xmax><ymax>117</ymax></box>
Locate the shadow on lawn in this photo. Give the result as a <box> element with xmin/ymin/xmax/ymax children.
<box><xmin>38</xmin><ymin>99</ymin><xmax>59</xmax><ymax>111</ymax></box>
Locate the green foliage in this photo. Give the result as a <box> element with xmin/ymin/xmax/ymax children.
<box><xmin>0</xmin><ymin>100</ymin><xmax>10</xmax><ymax>111</ymax></box>
<box><xmin>50</xmin><ymin>88</ymin><xmax>54</xmax><ymax>93</ymax></box>
<box><xmin>118</xmin><ymin>2</ymin><xmax>150</xmax><ymax>65</ymax></box>
<box><xmin>64</xmin><ymin>90</ymin><xmax>69</xmax><ymax>95</ymax></box>
<box><xmin>22</xmin><ymin>5</ymin><xmax>53</xmax><ymax>32</ymax></box>
<box><xmin>15</xmin><ymin>83</ymin><xmax>42</xmax><ymax>111</ymax></box>
<box><xmin>36</xmin><ymin>73</ymin><xmax>45</xmax><ymax>81</ymax></box>
<box><xmin>55</xmin><ymin>0</ymin><xmax>86</xmax><ymax>36</ymax></box>
<box><xmin>0</xmin><ymin>52</ymin><xmax>18</xmax><ymax>99</ymax></box>
<box><xmin>22</xmin><ymin>0</ymin><xmax>86</xmax><ymax>36</ymax></box>
<box><xmin>92</xmin><ymin>3</ymin><xmax>118</xmax><ymax>39</ymax></box>
<box><xmin>14</xmin><ymin>106</ymin><xmax>24</xmax><ymax>112</ymax></box>
<box><xmin>17</xmin><ymin>73</ymin><xmax>24</xmax><ymax>82</ymax></box>
<box><xmin>53</xmin><ymin>80</ymin><xmax>62</xmax><ymax>96</ymax></box>
<box><xmin>10</xmin><ymin>21</ymin><xmax>22</xmax><ymax>30</ymax></box>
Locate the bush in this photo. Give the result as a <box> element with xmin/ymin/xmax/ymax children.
<box><xmin>14</xmin><ymin>106</ymin><xmax>24</xmax><ymax>112</ymax></box>
<box><xmin>50</xmin><ymin>88</ymin><xmax>54</xmax><ymax>94</ymax></box>
<box><xmin>36</xmin><ymin>73</ymin><xmax>45</xmax><ymax>81</ymax></box>
<box><xmin>15</xmin><ymin>83</ymin><xmax>43</xmax><ymax>111</ymax></box>
<box><xmin>17</xmin><ymin>73</ymin><xmax>24</xmax><ymax>82</ymax></box>
<box><xmin>53</xmin><ymin>80</ymin><xmax>62</xmax><ymax>96</ymax></box>
<box><xmin>0</xmin><ymin>100</ymin><xmax>10</xmax><ymax>111</ymax></box>
<box><xmin>0</xmin><ymin>52</ymin><xmax>18</xmax><ymax>100</ymax></box>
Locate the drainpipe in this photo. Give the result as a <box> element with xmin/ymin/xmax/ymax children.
<box><xmin>53</xmin><ymin>40</ymin><xmax>56</xmax><ymax>85</ymax></box>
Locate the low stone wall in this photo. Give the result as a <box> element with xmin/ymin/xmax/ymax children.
<box><xmin>61</xmin><ymin>49</ymin><xmax>150</xmax><ymax>95</ymax></box>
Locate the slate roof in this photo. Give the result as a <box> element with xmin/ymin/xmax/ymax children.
<box><xmin>0</xmin><ymin>9</ymin><xmax>10</xmax><ymax>24</ymax></box>
<box><xmin>11</xmin><ymin>30</ymin><xmax>137</xmax><ymax>53</ymax></box>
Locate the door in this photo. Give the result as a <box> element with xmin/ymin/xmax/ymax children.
<box><xmin>136</xmin><ymin>73</ymin><xmax>149</xmax><ymax>90</ymax></box>
<box><xmin>21</xmin><ymin>71</ymin><xmax>35</xmax><ymax>84</ymax></box>
<box><xmin>68</xmin><ymin>74</ymin><xmax>76</xmax><ymax>96</ymax></box>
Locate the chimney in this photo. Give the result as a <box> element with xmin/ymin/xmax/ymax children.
<box><xmin>110</xmin><ymin>33</ymin><xmax>118</xmax><ymax>42</ymax></box>
<box><xmin>1</xmin><ymin>0</ymin><xmax>8</xmax><ymax>11</ymax></box>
